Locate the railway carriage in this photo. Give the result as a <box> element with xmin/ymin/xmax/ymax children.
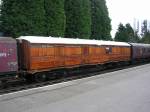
<box><xmin>1</xmin><ymin>36</ymin><xmax>150</xmax><ymax>83</ymax></box>
<box><xmin>17</xmin><ymin>37</ymin><xmax>86</xmax><ymax>73</ymax></box>
<box><xmin>100</xmin><ymin>42</ymin><xmax>131</xmax><ymax>63</ymax></box>
<box><xmin>84</xmin><ymin>41</ymin><xmax>131</xmax><ymax>65</ymax></box>
<box><xmin>17</xmin><ymin>36</ymin><xmax>131</xmax><ymax>81</ymax></box>
<box><xmin>130</xmin><ymin>43</ymin><xmax>150</xmax><ymax>62</ymax></box>
<box><xmin>0</xmin><ymin>37</ymin><xmax>18</xmax><ymax>81</ymax></box>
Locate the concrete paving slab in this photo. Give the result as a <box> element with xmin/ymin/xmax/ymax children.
<box><xmin>0</xmin><ymin>64</ymin><xmax>150</xmax><ymax>112</ymax></box>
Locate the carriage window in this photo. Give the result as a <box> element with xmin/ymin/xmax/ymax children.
<box><xmin>105</xmin><ymin>47</ymin><xmax>112</xmax><ymax>54</ymax></box>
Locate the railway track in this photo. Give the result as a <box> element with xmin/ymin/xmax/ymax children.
<box><xmin>0</xmin><ymin>62</ymin><xmax>148</xmax><ymax>95</ymax></box>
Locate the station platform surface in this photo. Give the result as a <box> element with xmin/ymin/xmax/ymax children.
<box><xmin>0</xmin><ymin>64</ymin><xmax>150</xmax><ymax>112</ymax></box>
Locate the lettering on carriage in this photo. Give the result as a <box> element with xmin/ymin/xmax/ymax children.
<box><xmin>8</xmin><ymin>62</ymin><xmax>17</xmax><ymax>66</ymax></box>
<box><xmin>0</xmin><ymin>53</ymin><xmax>7</xmax><ymax>57</ymax></box>
<box><xmin>8</xmin><ymin>62</ymin><xmax>17</xmax><ymax>70</ymax></box>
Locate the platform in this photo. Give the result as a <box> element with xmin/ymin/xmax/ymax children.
<box><xmin>0</xmin><ymin>64</ymin><xmax>150</xmax><ymax>112</ymax></box>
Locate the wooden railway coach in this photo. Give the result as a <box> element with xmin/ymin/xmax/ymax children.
<box><xmin>17</xmin><ymin>36</ymin><xmax>131</xmax><ymax>81</ymax></box>
<box><xmin>130</xmin><ymin>43</ymin><xmax>150</xmax><ymax>62</ymax></box>
<box><xmin>1</xmin><ymin>36</ymin><xmax>150</xmax><ymax>83</ymax></box>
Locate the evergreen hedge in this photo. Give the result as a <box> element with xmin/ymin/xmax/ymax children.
<box><xmin>45</xmin><ymin>0</ymin><xmax>66</xmax><ymax>37</ymax></box>
<box><xmin>1</xmin><ymin>0</ymin><xmax>46</xmax><ymax>38</ymax></box>
<box><xmin>91</xmin><ymin>0</ymin><xmax>112</xmax><ymax>40</ymax></box>
<box><xmin>65</xmin><ymin>0</ymin><xmax>91</xmax><ymax>39</ymax></box>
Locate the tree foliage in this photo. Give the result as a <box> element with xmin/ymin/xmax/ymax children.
<box><xmin>114</xmin><ymin>23</ymin><xmax>128</xmax><ymax>42</ymax></box>
<box><xmin>0</xmin><ymin>0</ymin><xmax>112</xmax><ymax>39</ymax></box>
<box><xmin>90</xmin><ymin>0</ymin><xmax>112</xmax><ymax>40</ymax></box>
<box><xmin>45</xmin><ymin>0</ymin><xmax>66</xmax><ymax>37</ymax></box>
<box><xmin>141</xmin><ymin>20</ymin><xmax>150</xmax><ymax>43</ymax></box>
<box><xmin>65</xmin><ymin>0</ymin><xmax>91</xmax><ymax>39</ymax></box>
<box><xmin>0</xmin><ymin>0</ymin><xmax>66</xmax><ymax>38</ymax></box>
<box><xmin>1</xmin><ymin>0</ymin><xmax>46</xmax><ymax>38</ymax></box>
<box><xmin>141</xmin><ymin>31</ymin><xmax>150</xmax><ymax>44</ymax></box>
<box><xmin>141</xmin><ymin>20</ymin><xmax>148</xmax><ymax>37</ymax></box>
<box><xmin>115</xmin><ymin>23</ymin><xmax>140</xmax><ymax>42</ymax></box>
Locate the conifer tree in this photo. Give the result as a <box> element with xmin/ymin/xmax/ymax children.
<box><xmin>125</xmin><ymin>23</ymin><xmax>137</xmax><ymax>42</ymax></box>
<box><xmin>91</xmin><ymin>0</ymin><xmax>112</xmax><ymax>40</ymax></box>
<box><xmin>45</xmin><ymin>0</ymin><xmax>66</xmax><ymax>37</ymax></box>
<box><xmin>65</xmin><ymin>0</ymin><xmax>91</xmax><ymax>39</ymax></box>
<box><xmin>1</xmin><ymin>0</ymin><xmax>46</xmax><ymax>38</ymax></box>
<box><xmin>115</xmin><ymin>23</ymin><xmax>140</xmax><ymax>42</ymax></box>
<box><xmin>141</xmin><ymin>20</ymin><xmax>150</xmax><ymax>44</ymax></box>
<box><xmin>115</xmin><ymin>23</ymin><xmax>128</xmax><ymax>42</ymax></box>
<box><xmin>141</xmin><ymin>31</ymin><xmax>150</xmax><ymax>44</ymax></box>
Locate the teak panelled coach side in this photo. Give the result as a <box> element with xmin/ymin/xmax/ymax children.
<box><xmin>17</xmin><ymin>36</ymin><xmax>132</xmax><ymax>75</ymax></box>
<box><xmin>108</xmin><ymin>46</ymin><xmax>131</xmax><ymax>62</ymax></box>
<box><xmin>63</xmin><ymin>45</ymin><xmax>83</xmax><ymax>67</ymax></box>
<box><xmin>29</xmin><ymin>44</ymin><xmax>60</xmax><ymax>70</ymax></box>
<box><xmin>82</xmin><ymin>45</ymin><xmax>89</xmax><ymax>64</ymax></box>
<box><xmin>19</xmin><ymin>40</ymin><xmax>85</xmax><ymax>73</ymax></box>
<box><xmin>88</xmin><ymin>45</ymin><xmax>109</xmax><ymax>64</ymax></box>
<box><xmin>19</xmin><ymin>40</ymin><xmax>65</xmax><ymax>73</ymax></box>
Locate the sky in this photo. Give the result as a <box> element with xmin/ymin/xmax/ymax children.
<box><xmin>106</xmin><ymin>0</ymin><xmax>150</xmax><ymax>37</ymax></box>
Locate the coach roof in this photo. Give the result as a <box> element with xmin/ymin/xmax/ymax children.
<box><xmin>18</xmin><ymin>36</ymin><xmax>131</xmax><ymax>47</ymax></box>
<box><xmin>130</xmin><ymin>43</ymin><xmax>150</xmax><ymax>47</ymax></box>
<box><xmin>0</xmin><ymin>37</ymin><xmax>16</xmax><ymax>43</ymax></box>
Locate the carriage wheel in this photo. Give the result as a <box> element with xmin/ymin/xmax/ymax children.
<box><xmin>35</xmin><ymin>73</ymin><xmax>47</xmax><ymax>82</ymax></box>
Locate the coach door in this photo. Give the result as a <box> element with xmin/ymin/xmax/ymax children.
<box><xmin>55</xmin><ymin>46</ymin><xmax>64</xmax><ymax>67</ymax></box>
<box><xmin>82</xmin><ymin>46</ymin><xmax>89</xmax><ymax>64</ymax></box>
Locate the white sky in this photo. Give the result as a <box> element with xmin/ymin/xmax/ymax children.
<box><xmin>106</xmin><ymin>0</ymin><xmax>150</xmax><ymax>37</ymax></box>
